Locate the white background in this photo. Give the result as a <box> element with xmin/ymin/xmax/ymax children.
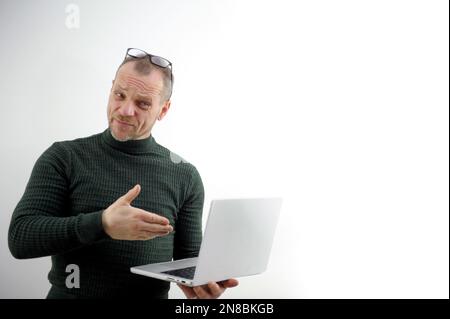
<box><xmin>0</xmin><ymin>0</ymin><xmax>448</xmax><ymax>298</ymax></box>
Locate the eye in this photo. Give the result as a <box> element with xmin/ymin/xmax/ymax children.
<box><xmin>114</xmin><ymin>92</ymin><xmax>125</xmax><ymax>99</ymax></box>
<box><xmin>138</xmin><ymin>101</ymin><xmax>151</xmax><ymax>109</ymax></box>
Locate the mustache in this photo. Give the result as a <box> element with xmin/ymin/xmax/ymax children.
<box><xmin>113</xmin><ymin>116</ymin><xmax>134</xmax><ymax>125</ymax></box>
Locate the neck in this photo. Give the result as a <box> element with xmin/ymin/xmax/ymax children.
<box><xmin>110</xmin><ymin>130</ymin><xmax>150</xmax><ymax>142</ymax></box>
<box><xmin>102</xmin><ymin>128</ymin><xmax>157</xmax><ymax>154</ymax></box>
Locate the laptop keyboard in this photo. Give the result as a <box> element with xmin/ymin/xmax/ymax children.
<box><xmin>162</xmin><ymin>266</ymin><xmax>196</xmax><ymax>280</ymax></box>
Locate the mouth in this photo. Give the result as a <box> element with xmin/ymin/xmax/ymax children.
<box><xmin>114</xmin><ymin>118</ymin><xmax>134</xmax><ymax>127</ymax></box>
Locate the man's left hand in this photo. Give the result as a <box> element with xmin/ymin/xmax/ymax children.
<box><xmin>177</xmin><ymin>279</ymin><xmax>239</xmax><ymax>299</ymax></box>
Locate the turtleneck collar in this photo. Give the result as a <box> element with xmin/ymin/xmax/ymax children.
<box><xmin>101</xmin><ymin>128</ymin><xmax>158</xmax><ymax>154</ymax></box>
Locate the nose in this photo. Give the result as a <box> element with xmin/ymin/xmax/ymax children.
<box><xmin>118</xmin><ymin>100</ymin><xmax>135</xmax><ymax>117</ymax></box>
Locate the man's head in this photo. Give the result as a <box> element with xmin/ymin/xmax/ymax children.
<box><xmin>107</xmin><ymin>51</ymin><xmax>173</xmax><ymax>141</ymax></box>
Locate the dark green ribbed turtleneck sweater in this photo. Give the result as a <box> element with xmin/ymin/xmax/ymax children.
<box><xmin>8</xmin><ymin>129</ymin><xmax>204</xmax><ymax>298</ymax></box>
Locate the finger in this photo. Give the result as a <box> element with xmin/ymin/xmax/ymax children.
<box><xmin>136</xmin><ymin>232</ymin><xmax>163</xmax><ymax>240</ymax></box>
<box><xmin>207</xmin><ymin>282</ymin><xmax>223</xmax><ymax>298</ymax></box>
<box><xmin>137</xmin><ymin>222</ymin><xmax>173</xmax><ymax>234</ymax></box>
<box><xmin>220</xmin><ymin>279</ymin><xmax>239</xmax><ymax>288</ymax></box>
<box><xmin>193</xmin><ymin>285</ymin><xmax>210</xmax><ymax>299</ymax></box>
<box><xmin>140</xmin><ymin>231</ymin><xmax>172</xmax><ymax>240</ymax></box>
<box><xmin>117</xmin><ymin>184</ymin><xmax>141</xmax><ymax>206</ymax></box>
<box><xmin>138</xmin><ymin>229</ymin><xmax>173</xmax><ymax>240</ymax></box>
<box><xmin>177</xmin><ymin>284</ymin><xmax>197</xmax><ymax>299</ymax></box>
<box><xmin>136</xmin><ymin>209</ymin><xmax>170</xmax><ymax>225</ymax></box>
<box><xmin>137</xmin><ymin>232</ymin><xmax>156</xmax><ymax>240</ymax></box>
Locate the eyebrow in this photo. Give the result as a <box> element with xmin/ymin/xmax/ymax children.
<box><xmin>136</xmin><ymin>95</ymin><xmax>152</xmax><ymax>103</ymax></box>
<box><xmin>116</xmin><ymin>84</ymin><xmax>152</xmax><ymax>100</ymax></box>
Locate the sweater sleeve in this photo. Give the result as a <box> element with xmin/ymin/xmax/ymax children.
<box><xmin>173</xmin><ymin>165</ymin><xmax>205</xmax><ymax>260</ymax></box>
<box><xmin>8</xmin><ymin>142</ymin><xmax>107</xmax><ymax>259</ymax></box>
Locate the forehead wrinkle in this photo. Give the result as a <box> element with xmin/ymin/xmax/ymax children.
<box><xmin>125</xmin><ymin>75</ymin><xmax>162</xmax><ymax>96</ymax></box>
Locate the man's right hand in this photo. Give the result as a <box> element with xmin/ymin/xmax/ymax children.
<box><xmin>101</xmin><ymin>184</ymin><xmax>173</xmax><ymax>240</ymax></box>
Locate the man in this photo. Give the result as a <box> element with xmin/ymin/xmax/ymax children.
<box><xmin>8</xmin><ymin>48</ymin><xmax>238</xmax><ymax>299</ymax></box>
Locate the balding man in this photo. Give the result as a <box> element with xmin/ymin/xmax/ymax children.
<box><xmin>8</xmin><ymin>48</ymin><xmax>238</xmax><ymax>299</ymax></box>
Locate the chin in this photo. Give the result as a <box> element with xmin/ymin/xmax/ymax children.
<box><xmin>114</xmin><ymin>134</ymin><xmax>131</xmax><ymax>142</ymax></box>
<box><xmin>110</xmin><ymin>126</ymin><xmax>133</xmax><ymax>142</ymax></box>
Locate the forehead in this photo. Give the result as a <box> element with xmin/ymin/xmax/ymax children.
<box><xmin>115</xmin><ymin>62</ymin><xmax>164</xmax><ymax>95</ymax></box>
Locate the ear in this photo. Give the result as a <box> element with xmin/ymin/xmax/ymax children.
<box><xmin>158</xmin><ymin>100</ymin><xmax>171</xmax><ymax>121</ymax></box>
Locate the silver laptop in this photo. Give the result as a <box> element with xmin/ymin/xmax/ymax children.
<box><xmin>130</xmin><ymin>198</ymin><xmax>282</xmax><ymax>287</ymax></box>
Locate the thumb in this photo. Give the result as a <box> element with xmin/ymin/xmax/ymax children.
<box><xmin>221</xmin><ymin>279</ymin><xmax>239</xmax><ymax>288</ymax></box>
<box><xmin>117</xmin><ymin>184</ymin><xmax>141</xmax><ymax>206</ymax></box>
